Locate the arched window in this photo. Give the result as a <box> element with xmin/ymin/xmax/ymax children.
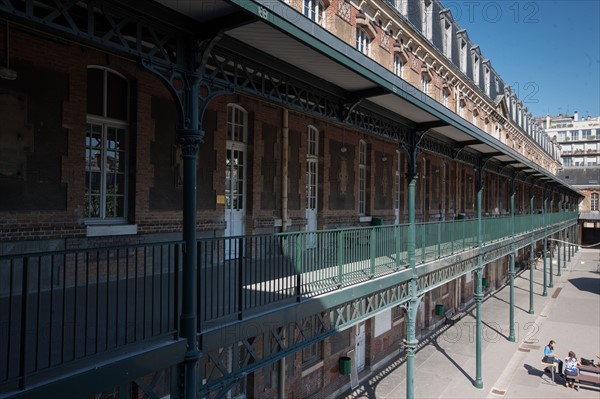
<box><xmin>356</xmin><ymin>27</ymin><xmax>371</xmax><ymax>55</ymax></box>
<box><xmin>227</xmin><ymin>104</ymin><xmax>247</xmax><ymax>143</ymax></box>
<box><xmin>591</xmin><ymin>192</ymin><xmax>599</xmax><ymax>211</ymax></box>
<box><xmin>85</xmin><ymin>67</ymin><xmax>129</xmax><ymax>221</ymax></box>
<box><xmin>393</xmin><ymin>53</ymin><xmax>404</xmax><ymax>77</ymax></box>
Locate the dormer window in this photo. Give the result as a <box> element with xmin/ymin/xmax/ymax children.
<box><xmin>483</xmin><ymin>66</ymin><xmax>490</xmax><ymax>96</ymax></box>
<box><xmin>443</xmin><ymin>19</ymin><xmax>452</xmax><ymax>58</ymax></box>
<box><xmin>458</xmin><ymin>36</ymin><xmax>467</xmax><ymax>73</ymax></box>
<box><xmin>421</xmin><ymin>0</ymin><xmax>432</xmax><ymax>40</ymax></box>
<box><xmin>472</xmin><ymin>52</ymin><xmax>480</xmax><ymax>85</ymax></box>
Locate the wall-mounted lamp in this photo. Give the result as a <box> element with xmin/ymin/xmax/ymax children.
<box><xmin>340</xmin><ymin>130</ymin><xmax>347</xmax><ymax>153</ymax></box>
<box><xmin>1</xmin><ymin>22</ymin><xmax>17</xmax><ymax>80</ymax></box>
<box><xmin>381</xmin><ymin>154</ymin><xmax>387</xmax><ymax>162</ymax></box>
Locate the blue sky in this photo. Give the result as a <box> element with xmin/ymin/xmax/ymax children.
<box><xmin>443</xmin><ymin>0</ymin><xmax>600</xmax><ymax>118</ymax></box>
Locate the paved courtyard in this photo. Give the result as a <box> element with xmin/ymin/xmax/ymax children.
<box><xmin>343</xmin><ymin>247</ymin><xmax>600</xmax><ymax>398</ymax></box>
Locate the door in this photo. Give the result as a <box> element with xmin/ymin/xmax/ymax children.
<box><xmin>355</xmin><ymin>322</ymin><xmax>366</xmax><ymax>372</ymax></box>
<box><xmin>225</xmin><ymin>145</ymin><xmax>246</xmax><ymax>258</ymax></box>
<box><xmin>224</xmin><ymin>104</ymin><xmax>247</xmax><ymax>259</ymax></box>
<box><xmin>305</xmin><ymin>126</ymin><xmax>318</xmax><ymax>249</ymax></box>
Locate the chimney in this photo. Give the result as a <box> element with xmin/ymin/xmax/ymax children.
<box><xmin>574</xmin><ymin>111</ymin><xmax>579</xmax><ymax>121</ymax></box>
<box><xmin>546</xmin><ymin>115</ymin><xmax>550</xmax><ymax>128</ymax></box>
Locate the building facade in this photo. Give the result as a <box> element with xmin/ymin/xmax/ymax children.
<box><xmin>0</xmin><ymin>1</ymin><xmax>582</xmax><ymax>399</ymax></box>
<box><xmin>538</xmin><ymin>113</ymin><xmax>600</xmax><ymax>246</ymax></box>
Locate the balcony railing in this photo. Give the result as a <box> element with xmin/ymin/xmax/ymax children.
<box><xmin>0</xmin><ymin>212</ymin><xmax>577</xmax><ymax>391</ymax></box>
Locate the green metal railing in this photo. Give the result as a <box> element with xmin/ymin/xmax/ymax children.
<box><xmin>197</xmin><ymin>212</ymin><xmax>578</xmax><ymax>324</ymax></box>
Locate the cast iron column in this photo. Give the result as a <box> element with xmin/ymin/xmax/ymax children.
<box><xmin>542</xmin><ymin>193</ymin><xmax>547</xmax><ymax>296</ymax></box>
<box><xmin>508</xmin><ymin>174</ymin><xmax>516</xmax><ymax>342</ymax></box>
<box><xmin>528</xmin><ymin>183</ymin><xmax>534</xmax><ymax>314</ymax></box>
<box><xmin>567</xmin><ymin>201</ymin><xmax>571</xmax><ymax>262</ymax></box>
<box><xmin>557</xmin><ymin>201</ymin><xmax>562</xmax><ymax>277</ymax></box>
<box><xmin>404</xmin><ymin>139</ymin><xmax>419</xmax><ymax>399</ymax></box>
<box><xmin>549</xmin><ymin>193</ymin><xmax>554</xmax><ymax>288</ymax></box>
<box><xmin>178</xmin><ymin>77</ymin><xmax>201</xmax><ymax>399</ymax></box>
<box><xmin>474</xmin><ymin>164</ymin><xmax>484</xmax><ymax>389</ymax></box>
<box><xmin>563</xmin><ymin>202</ymin><xmax>567</xmax><ymax>269</ymax></box>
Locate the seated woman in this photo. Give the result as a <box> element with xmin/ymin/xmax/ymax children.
<box><xmin>564</xmin><ymin>351</ymin><xmax>580</xmax><ymax>390</ymax></box>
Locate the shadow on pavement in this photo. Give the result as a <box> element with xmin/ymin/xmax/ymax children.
<box><xmin>567</xmin><ymin>277</ymin><xmax>600</xmax><ymax>295</ymax></box>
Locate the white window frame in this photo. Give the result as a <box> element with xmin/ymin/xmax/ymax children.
<box><xmin>359</xmin><ymin>140</ymin><xmax>367</xmax><ymax>215</ymax></box>
<box><xmin>442</xmin><ymin>88</ymin><xmax>449</xmax><ymax>107</ymax></box>
<box><xmin>443</xmin><ymin>19</ymin><xmax>452</xmax><ymax>58</ymax></box>
<box><xmin>421</xmin><ymin>74</ymin><xmax>429</xmax><ymax>94</ymax></box>
<box><xmin>356</xmin><ymin>27</ymin><xmax>371</xmax><ymax>56</ymax></box>
<box><xmin>484</xmin><ymin>66</ymin><xmax>490</xmax><ymax>96</ymax></box>
<box><xmin>421</xmin><ymin>0</ymin><xmax>432</xmax><ymax>40</ymax></box>
<box><xmin>85</xmin><ymin>67</ymin><xmax>130</xmax><ymax>223</ymax></box>
<box><xmin>306</xmin><ymin>126</ymin><xmax>319</xmax><ymax>210</ymax></box>
<box><xmin>459</xmin><ymin>37</ymin><xmax>467</xmax><ymax>73</ymax></box>
<box><xmin>303</xmin><ymin>0</ymin><xmax>325</xmax><ymax>25</ymax></box>
<box><xmin>591</xmin><ymin>193</ymin><xmax>599</xmax><ymax>211</ymax></box>
<box><xmin>473</xmin><ymin>54</ymin><xmax>480</xmax><ymax>85</ymax></box>
<box><xmin>393</xmin><ymin>53</ymin><xmax>404</xmax><ymax>77</ymax></box>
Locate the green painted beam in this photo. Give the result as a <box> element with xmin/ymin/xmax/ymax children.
<box><xmin>6</xmin><ymin>340</ymin><xmax>186</xmax><ymax>399</ymax></box>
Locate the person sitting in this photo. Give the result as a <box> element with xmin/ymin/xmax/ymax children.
<box><xmin>542</xmin><ymin>340</ymin><xmax>563</xmax><ymax>377</ymax></box>
<box><xmin>564</xmin><ymin>351</ymin><xmax>580</xmax><ymax>390</ymax></box>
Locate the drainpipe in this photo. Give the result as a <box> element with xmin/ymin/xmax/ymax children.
<box><xmin>278</xmin><ymin>108</ymin><xmax>289</xmax><ymax>399</ymax></box>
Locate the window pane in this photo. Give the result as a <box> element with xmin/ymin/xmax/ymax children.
<box><xmin>87</xmin><ymin>69</ymin><xmax>103</xmax><ymax>116</ymax></box>
<box><xmin>106</xmin><ymin>72</ymin><xmax>128</xmax><ymax>120</ymax></box>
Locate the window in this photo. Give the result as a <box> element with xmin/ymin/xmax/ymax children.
<box><xmin>443</xmin><ymin>19</ymin><xmax>452</xmax><ymax>58</ymax></box>
<box><xmin>592</xmin><ymin>193</ymin><xmax>599</xmax><ymax>211</ymax></box>
<box><xmin>395</xmin><ymin>0</ymin><xmax>408</xmax><ymax>15</ymax></box>
<box><xmin>571</xmin><ymin>130</ymin><xmax>578</xmax><ymax>141</ymax></box>
<box><xmin>472</xmin><ymin>54</ymin><xmax>480</xmax><ymax>85</ymax></box>
<box><xmin>442</xmin><ymin>88</ymin><xmax>449</xmax><ymax>107</ymax></box>
<box><xmin>303</xmin><ymin>0</ymin><xmax>324</xmax><ymax>24</ymax></box>
<box><xmin>393</xmin><ymin>53</ymin><xmax>404</xmax><ymax>77</ymax></box>
<box><xmin>472</xmin><ymin>109</ymin><xmax>478</xmax><ymax>127</ymax></box>
<box><xmin>356</xmin><ymin>27</ymin><xmax>371</xmax><ymax>55</ymax></box>
<box><xmin>421</xmin><ymin>0</ymin><xmax>432</xmax><ymax>40</ymax></box>
<box><xmin>484</xmin><ymin>66</ymin><xmax>490</xmax><ymax>96</ymax></box>
<box><xmin>421</xmin><ymin>74</ymin><xmax>430</xmax><ymax>94</ymax></box>
<box><xmin>359</xmin><ymin>140</ymin><xmax>367</xmax><ymax>215</ymax></box>
<box><xmin>459</xmin><ymin>37</ymin><xmax>467</xmax><ymax>73</ymax></box>
<box><xmin>306</xmin><ymin>126</ymin><xmax>318</xmax><ymax>210</ymax></box>
<box><xmin>302</xmin><ymin>316</ymin><xmax>323</xmax><ymax>367</ymax></box>
<box><xmin>458</xmin><ymin>99</ymin><xmax>465</xmax><ymax>118</ymax></box>
<box><xmin>85</xmin><ymin>67</ymin><xmax>129</xmax><ymax>221</ymax></box>
<box><xmin>495</xmin><ymin>77</ymin><xmax>500</xmax><ymax>93</ymax></box>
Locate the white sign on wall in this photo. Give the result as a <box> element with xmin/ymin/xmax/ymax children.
<box><xmin>374</xmin><ymin>308</ymin><xmax>392</xmax><ymax>337</ymax></box>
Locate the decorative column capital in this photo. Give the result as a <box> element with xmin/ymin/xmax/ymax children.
<box><xmin>176</xmin><ymin>129</ymin><xmax>204</xmax><ymax>158</ymax></box>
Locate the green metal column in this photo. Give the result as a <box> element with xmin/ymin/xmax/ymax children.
<box><xmin>474</xmin><ymin>164</ymin><xmax>483</xmax><ymax>389</ymax></box>
<box><xmin>567</xmin><ymin>203</ymin><xmax>571</xmax><ymax>262</ymax></box>
<box><xmin>508</xmin><ymin>174</ymin><xmax>516</xmax><ymax>342</ymax></box>
<box><xmin>557</xmin><ymin>200</ymin><xmax>562</xmax><ymax>277</ymax></box>
<box><xmin>575</xmin><ymin>223</ymin><xmax>579</xmax><ymax>253</ymax></box>
<box><xmin>549</xmin><ymin>193</ymin><xmax>554</xmax><ymax>288</ymax></box>
<box><xmin>178</xmin><ymin>77</ymin><xmax>201</xmax><ymax>399</ymax></box>
<box><xmin>405</xmin><ymin>138</ymin><xmax>419</xmax><ymax>399</ymax></box>
<box><xmin>542</xmin><ymin>193</ymin><xmax>548</xmax><ymax>297</ymax></box>
<box><xmin>528</xmin><ymin>183</ymin><xmax>534</xmax><ymax>314</ymax></box>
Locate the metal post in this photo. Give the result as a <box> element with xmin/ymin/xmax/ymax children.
<box><xmin>508</xmin><ymin>174</ymin><xmax>516</xmax><ymax>342</ymax></box>
<box><xmin>557</xmin><ymin>228</ymin><xmax>562</xmax><ymax>276</ymax></box>
<box><xmin>508</xmin><ymin>253</ymin><xmax>516</xmax><ymax>342</ymax></box>
<box><xmin>405</xmin><ymin>140</ymin><xmax>418</xmax><ymax>399</ymax></box>
<box><xmin>543</xmin><ymin>194</ymin><xmax>547</xmax><ymax>296</ymax></box>
<box><xmin>529</xmin><ymin>242</ymin><xmax>534</xmax><ymax>314</ymax></box>
<box><xmin>404</xmin><ymin>292</ymin><xmax>421</xmax><ymax>399</ymax></box>
<box><xmin>549</xmin><ymin>193</ymin><xmax>554</xmax><ymax>288</ymax></box>
<box><xmin>177</xmin><ymin>77</ymin><xmax>202</xmax><ymax>399</ymax></box>
<box><xmin>474</xmin><ymin>265</ymin><xmax>483</xmax><ymax>389</ymax></box>
<box><xmin>528</xmin><ymin>184</ymin><xmax>534</xmax><ymax>314</ymax></box>
<box><xmin>474</xmin><ymin>165</ymin><xmax>483</xmax><ymax>389</ymax></box>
